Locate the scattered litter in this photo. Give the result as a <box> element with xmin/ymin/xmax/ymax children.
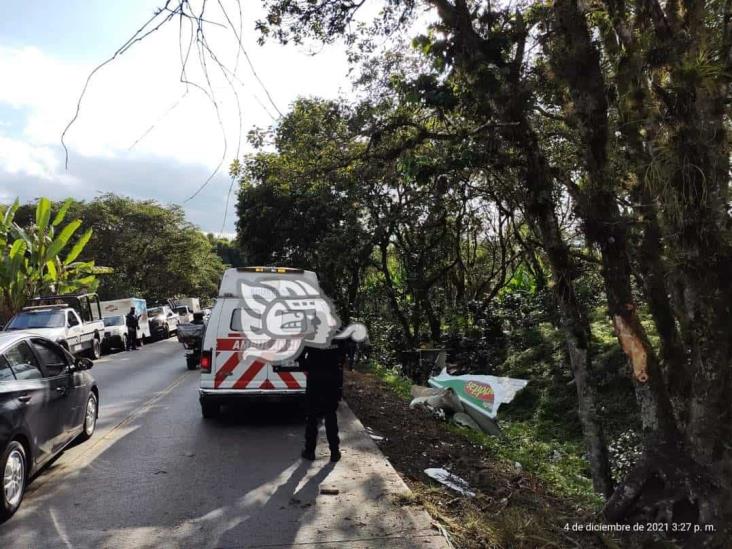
<box><xmin>409</xmin><ymin>387</ymin><xmax>464</xmax><ymax>414</ymax></box>
<box><xmin>424</xmin><ymin>468</ymin><xmax>475</xmax><ymax>497</ymax></box>
<box><xmin>451</xmin><ymin>412</ymin><xmax>482</xmax><ymax>432</ymax></box>
<box><xmin>320</xmin><ymin>487</ymin><xmax>340</xmax><ymax>495</ymax></box>
<box><xmin>411</xmin><ymin>385</ymin><xmax>444</xmax><ymax>398</ymax></box>
<box><xmin>365</xmin><ymin>426</ymin><xmax>386</xmax><ymax>441</ymax></box>
<box><xmin>432</xmin><ymin>520</ymin><xmax>457</xmax><ymax>549</ymax></box>
<box><xmin>514</xmin><ymin>462</ymin><xmax>523</xmax><ymax>471</ymax></box>
<box><xmin>464</xmin><ymin>409</ymin><xmax>501</xmax><ymax>436</ymax></box>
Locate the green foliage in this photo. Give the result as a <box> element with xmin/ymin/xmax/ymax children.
<box><xmin>364</xmin><ymin>357</ymin><xmax>601</xmax><ymax>509</ymax></box>
<box><xmin>207</xmin><ymin>234</ymin><xmax>244</xmax><ymax>268</ymax></box>
<box><xmin>0</xmin><ymin>197</ymin><xmax>98</xmax><ymax>320</ymax></box>
<box><xmin>474</xmin><ymin>421</ymin><xmax>602</xmax><ymax>509</ymax></box>
<box><xmin>254</xmin><ymin>0</ymin><xmax>732</xmax><ymax>522</ymax></box>
<box><xmin>368</xmin><ymin>361</ymin><xmax>413</xmax><ymax>399</ymax></box>
<box><xmin>237</xmin><ymin>99</ymin><xmax>374</xmax><ymax>321</ymax></box>
<box><xmin>14</xmin><ymin>195</ymin><xmax>225</xmax><ymax>303</ymax></box>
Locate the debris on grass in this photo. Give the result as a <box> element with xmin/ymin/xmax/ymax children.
<box><xmin>451</xmin><ymin>412</ymin><xmax>482</xmax><ymax>432</ymax></box>
<box><xmin>424</xmin><ymin>467</ymin><xmax>476</xmax><ymax>497</ymax></box>
<box><xmin>345</xmin><ymin>367</ymin><xmax>609</xmax><ymax>548</ymax></box>
<box><xmin>365</xmin><ymin>426</ymin><xmax>386</xmax><ymax>442</ymax></box>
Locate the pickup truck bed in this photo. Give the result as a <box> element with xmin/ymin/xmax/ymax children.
<box><xmin>177</xmin><ymin>323</ymin><xmax>205</xmax><ymax>348</ymax></box>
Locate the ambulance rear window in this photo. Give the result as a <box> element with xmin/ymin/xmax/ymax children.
<box><xmin>230</xmin><ymin>309</ymin><xmax>243</xmax><ymax>331</ymax></box>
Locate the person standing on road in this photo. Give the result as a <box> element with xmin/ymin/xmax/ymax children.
<box><xmin>299</xmin><ymin>338</ymin><xmax>347</xmax><ymax>463</ymax></box>
<box><xmin>126</xmin><ymin>307</ymin><xmax>140</xmax><ymax>351</ymax></box>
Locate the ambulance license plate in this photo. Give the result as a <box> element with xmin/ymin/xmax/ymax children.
<box><xmin>273</xmin><ymin>362</ymin><xmax>302</xmax><ymax>372</ymax></box>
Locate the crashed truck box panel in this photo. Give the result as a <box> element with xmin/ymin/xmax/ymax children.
<box><xmin>428</xmin><ymin>370</ymin><xmax>528</xmax><ymax>428</ymax></box>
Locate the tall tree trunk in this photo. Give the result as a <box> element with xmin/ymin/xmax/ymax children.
<box><xmin>597</xmin><ymin>2</ymin><xmax>691</xmax><ymax>425</ymax></box>
<box><xmin>552</xmin><ymin>0</ymin><xmax>678</xmax><ymax>442</ymax></box>
<box><xmin>554</xmin><ymin>0</ymin><xmax>732</xmax><ymax>535</ymax></box>
<box><xmin>516</xmin><ymin>126</ymin><xmax>615</xmax><ymax>499</ymax></box>
<box><xmin>422</xmin><ymin>293</ymin><xmax>442</xmax><ymax>342</ymax></box>
<box><xmin>630</xmin><ymin>188</ymin><xmax>690</xmax><ymax>425</ymax></box>
<box><xmin>429</xmin><ymin>0</ymin><xmax>615</xmax><ymax>498</ymax></box>
<box><xmin>379</xmin><ymin>240</ymin><xmax>415</xmax><ymax>346</ymax></box>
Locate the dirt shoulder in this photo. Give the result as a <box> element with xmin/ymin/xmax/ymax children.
<box><xmin>344</xmin><ymin>368</ymin><xmax>608</xmax><ymax>548</ymax></box>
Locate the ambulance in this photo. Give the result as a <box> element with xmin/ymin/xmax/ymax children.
<box><xmin>199</xmin><ymin>266</ymin><xmax>336</xmax><ymax>418</ymax></box>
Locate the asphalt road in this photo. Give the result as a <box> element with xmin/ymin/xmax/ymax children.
<box><xmin>0</xmin><ymin>338</ymin><xmax>445</xmax><ymax>549</ymax></box>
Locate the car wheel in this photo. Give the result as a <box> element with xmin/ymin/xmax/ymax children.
<box><xmin>87</xmin><ymin>337</ymin><xmax>101</xmax><ymax>360</ymax></box>
<box><xmin>201</xmin><ymin>401</ymin><xmax>219</xmax><ymax>419</ymax></box>
<box><xmin>0</xmin><ymin>441</ymin><xmax>27</xmax><ymax>522</ymax></box>
<box><xmin>78</xmin><ymin>392</ymin><xmax>98</xmax><ymax>442</ymax></box>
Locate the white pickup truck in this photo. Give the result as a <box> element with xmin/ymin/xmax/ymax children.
<box><xmin>4</xmin><ymin>293</ymin><xmax>106</xmax><ymax>359</ymax></box>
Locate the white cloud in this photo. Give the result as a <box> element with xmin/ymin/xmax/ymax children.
<box><xmin>0</xmin><ymin>134</ymin><xmax>59</xmax><ymax>179</ymax></box>
<box><xmin>0</xmin><ymin>7</ymin><xmax>350</xmax><ymax>169</ymax></box>
<box><xmin>0</xmin><ymin>3</ymin><xmax>352</xmax><ymax>232</ymax></box>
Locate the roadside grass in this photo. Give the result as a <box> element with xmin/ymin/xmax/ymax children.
<box><xmin>368</xmin><ymin>361</ymin><xmax>413</xmax><ymax>399</ymax></box>
<box><xmin>397</xmin><ymin>477</ymin><xmax>602</xmax><ymax>548</ymax></box>
<box><xmin>361</xmin><ymin>360</ymin><xmax>603</xmax><ymax>511</ymax></box>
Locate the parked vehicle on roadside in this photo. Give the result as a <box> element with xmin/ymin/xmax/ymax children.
<box><xmin>147</xmin><ymin>305</ymin><xmax>179</xmax><ymax>340</ymax></box>
<box><xmin>176</xmin><ymin>298</ymin><xmax>201</xmax><ymax>314</ymax></box>
<box><xmin>174</xmin><ymin>305</ymin><xmax>194</xmax><ymax>324</ymax></box>
<box><xmin>100</xmin><ymin>298</ymin><xmax>151</xmax><ymax>342</ymax></box>
<box><xmin>4</xmin><ymin>293</ymin><xmax>105</xmax><ymax>359</ymax></box>
<box><xmin>0</xmin><ymin>333</ymin><xmax>98</xmax><ymax>522</ymax></box>
<box><xmin>177</xmin><ymin>321</ymin><xmax>205</xmax><ymax>370</ymax></box>
<box><xmin>199</xmin><ymin>267</ymin><xmax>311</xmax><ymax>418</ymax></box>
<box><xmin>102</xmin><ymin>315</ymin><xmax>128</xmax><ymax>352</ymax></box>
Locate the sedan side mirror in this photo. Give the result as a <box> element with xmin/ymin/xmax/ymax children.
<box><xmin>73</xmin><ymin>357</ymin><xmax>94</xmax><ymax>371</ymax></box>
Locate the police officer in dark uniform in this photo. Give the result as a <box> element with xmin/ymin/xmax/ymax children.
<box><xmin>299</xmin><ymin>338</ymin><xmax>347</xmax><ymax>462</ymax></box>
<box><xmin>125</xmin><ymin>307</ymin><xmax>140</xmax><ymax>350</ymax></box>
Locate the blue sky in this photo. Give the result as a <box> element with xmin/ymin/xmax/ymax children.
<box><xmin>0</xmin><ymin>1</ymin><xmax>350</xmax><ymax>235</ymax></box>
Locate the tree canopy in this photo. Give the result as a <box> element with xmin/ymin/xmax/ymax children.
<box><xmin>227</xmin><ymin>0</ymin><xmax>732</xmax><ymax>542</ymax></box>
<box><xmin>14</xmin><ymin>195</ymin><xmax>225</xmax><ymax>303</ymax></box>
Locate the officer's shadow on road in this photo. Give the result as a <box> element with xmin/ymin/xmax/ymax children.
<box><xmin>286</xmin><ymin>460</ymin><xmax>336</xmax><ymax>503</ymax></box>
<box><xmin>215</xmin><ymin>459</ymin><xmax>336</xmax><ymax>547</ymax></box>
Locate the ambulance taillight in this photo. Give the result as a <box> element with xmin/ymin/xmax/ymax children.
<box><xmin>200</xmin><ymin>350</ymin><xmax>212</xmax><ymax>373</ymax></box>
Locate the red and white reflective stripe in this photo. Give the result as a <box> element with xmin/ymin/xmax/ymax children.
<box><xmin>214</xmin><ymin>352</ymin><xmax>241</xmax><ymax>388</ymax></box>
<box><xmin>277</xmin><ymin>371</ymin><xmax>302</xmax><ymax>389</ymax></box>
<box><xmin>214</xmin><ymin>334</ymin><xmax>306</xmax><ymax>390</ymax></box>
<box><xmin>232</xmin><ymin>360</ymin><xmax>266</xmax><ymax>389</ymax></box>
<box><xmin>212</xmin><ymin>352</ymin><xmax>305</xmax><ymax>390</ymax></box>
<box><xmin>259</xmin><ymin>379</ymin><xmax>275</xmax><ymax>390</ymax></box>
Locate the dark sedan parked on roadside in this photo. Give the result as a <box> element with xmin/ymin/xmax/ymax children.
<box><xmin>0</xmin><ymin>333</ymin><xmax>98</xmax><ymax>522</ymax></box>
